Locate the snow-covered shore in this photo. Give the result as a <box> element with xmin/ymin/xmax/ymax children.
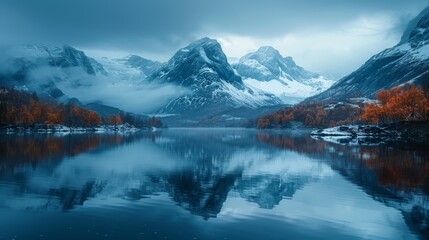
<box><xmin>311</xmin><ymin>122</ymin><xmax>429</xmax><ymax>145</ymax></box>
<box><xmin>311</xmin><ymin>125</ymin><xmax>399</xmax><ymax>138</ymax></box>
<box><xmin>310</xmin><ymin>125</ymin><xmax>401</xmax><ymax>145</ymax></box>
<box><xmin>1</xmin><ymin>123</ymin><xmax>143</xmax><ymax>134</ymax></box>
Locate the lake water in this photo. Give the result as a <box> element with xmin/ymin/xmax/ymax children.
<box><xmin>0</xmin><ymin>129</ymin><xmax>428</xmax><ymax>240</ymax></box>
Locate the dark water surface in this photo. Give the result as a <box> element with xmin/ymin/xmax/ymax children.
<box><xmin>0</xmin><ymin>129</ymin><xmax>428</xmax><ymax>240</ymax></box>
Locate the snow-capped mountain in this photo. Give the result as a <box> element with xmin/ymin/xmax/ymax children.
<box><xmin>148</xmin><ymin>37</ymin><xmax>281</xmax><ymax>116</ymax></box>
<box><xmin>235</xmin><ymin>46</ymin><xmax>335</xmax><ymax>104</ymax></box>
<box><xmin>0</xmin><ymin>45</ymin><xmax>180</xmax><ymax>115</ymax></box>
<box><xmin>306</xmin><ymin>6</ymin><xmax>429</xmax><ymax>102</ymax></box>
<box><xmin>0</xmin><ymin>44</ymin><xmax>108</xmax><ymax>100</ymax></box>
<box><xmin>150</xmin><ymin>37</ymin><xmax>243</xmax><ymax>87</ymax></box>
<box><xmin>4</xmin><ymin>44</ymin><xmax>107</xmax><ymax>76</ymax></box>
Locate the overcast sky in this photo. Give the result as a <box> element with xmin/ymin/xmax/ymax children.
<box><xmin>1</xmin><ymin>0</ymin><xmax>428</xmax><ymax>77</ymax></box>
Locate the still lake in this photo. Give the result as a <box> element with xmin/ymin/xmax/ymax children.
<box><xmin>0</xmin><ymin>128</ymin><xmax>428</xmax><ymax>240</ymax></box>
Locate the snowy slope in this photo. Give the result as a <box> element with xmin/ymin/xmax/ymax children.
<box><xmin>94</xmin><ymin>56</ymin><xmax>156</xmax><ymax>84</ymax></box>
<box><xmin>0</xmin><ymin>45</ymin><xmax>185</xmax><ymax>114</ymax></box>
<box><xmin>306</xmin><ymin>6</ymin><xmax>429</xmax><ymax>102</ymax></box>
<box><xmin>2</xmin><ymin>41</ymin><xmax>337</xmax><ymax>118</ymax></box>
<box><xmin>234</xmin><ymin>46</ymin><xmax>335</xmax><ymax>104</ymax></box>
<box><xmin>4</xmin><ymin>44</ymin><xmax>107</xmax><ymax>76</ymax></box>
<box><xmin>149</xmin><ymin>38</ymin><xmax>282</xmax><ymax>116</ymax></box>
<box><xmin>244</xmin><ymin>76</ymin><xmax>333</xmax><ymax>104</ymax></box>
<box><xmin>0</xmin><ymin>44</ymin><xmax>108</xmax><ymax>101</ymax></box>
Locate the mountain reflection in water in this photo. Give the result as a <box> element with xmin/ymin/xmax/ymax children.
<box><xmin>0</xmin><ymin>129</ymin><xmax>427</xmax><ymax>240</ymax></box>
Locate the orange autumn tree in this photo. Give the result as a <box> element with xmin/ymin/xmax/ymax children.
<box><xmin>45</xmin><ymin>104</ymin><xmax>64</xmax><ymax>124</ymax></box>
<box><xmin>109</xmin><ymin>114</ymin><xmax>123</xmax><ymax>126</ymax></box>
<box><xmin>361</xmin><ymin>83</ymin><xmax>429</xmax><ymax>124</ymax></box>
<box><xmin>0</xmin><ymin>88</ymin><xmax>103</xmax><ymax>127</ymax></box>
<box><xmin>256</xmin><ymin>102</ymin><xmax>361</xmax><ymax>129</ymax></box>
<box><xmin>87</xmin><ymin>111</ymin><xmax>101</xmax><ymax>126</ymax></box>
<box><xmin>64</xmin><ymin>103</ymin><xmax>102</xmax><ymax>127</ymax></box>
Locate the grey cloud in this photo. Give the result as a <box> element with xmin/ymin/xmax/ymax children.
<box><xmin>52</xmin><ymin>69</ymin><xmax>190</xmax><ymax>113</ymax></box>
<box><xmin>1</xmin><ymin>1</ymin><xmax>426</xmax><ymax>47</ymax></box>
<box><xmin>20</xmin><ymin>64</ymin><xmax>189</xmax><ymax>113</ymax></box>
<box><xmin>0</xmin><ymin>0</ymin><xmax>428</xmax><ymax>75</ymax></box>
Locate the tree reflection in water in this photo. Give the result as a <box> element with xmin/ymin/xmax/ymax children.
<box><xmin>0</xmin><ymin>133</ymin><xmax>139</xmax><ymax>171</ymax></box>
<box><xmin>0</xmin><ymin>130</ymin><xmax>428</xmax><ymax>238</ymax></box>
<box><xmin>256</xmin><ymin>131</ymin><xmax>429</xmax><ymax>237</ymax></box>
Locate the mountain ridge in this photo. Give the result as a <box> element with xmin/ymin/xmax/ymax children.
<box><xmin>234</xmin><ymin>46</ymin><xmax>335</xmax><ymax>104</ymax></box>
<box><xmin>0</xmin><ymin>39</ymin><xmax>338</xmax><ymax>123</ymax></box>
<box><xmin>148</xmin><ymin>37</ymin><xmax>282</xmax><ymax>116</ymax></box>
<box><xmin>306</xmin><ymin>6</ymin><xmax>429</xmax><ymax>103</ymax></box>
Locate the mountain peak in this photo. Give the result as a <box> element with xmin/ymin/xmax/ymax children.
<box><xmin>149</xmin><ymin>38</ymin><xmax>281</xmax><ymax>115</ymax></box>
<box><xmin>236</xmin><ymin>46</ymin><xmax>319</xmax><ymax>82</ymax></box>
<box><xmin>399</xmin><ymin>6</ymin><xmax>429</xmax><ymax>47</ymax></box>
<box><xmin>7</xmin><ymin>44</ymin><xmax>106</xmax><ymax>76</ymax></box>
<box><xmin>62</xmin><ymin>44</ymin><xmax>81</xmax><ymax>53</ymax></box>
<box><xmin>150</xmin><ymin>37</ymin><xmax>241</xmax><ymax>87</ymax></box>
<box><xmin>175</xmin><ymin>37</ymin><xmax>220</xmax><ymax>55</ymax></box>
<box><xmin>189</xmin><ymin>37</ymin><xmax>218</xmax><ymax>46</ymax></box>
<box><xmin>125</xmin><ymin>54</ymin><xmax>149</xmax><ymax>61</ymax></box>
<box><xmin>234</xmin><ymin>46</ymin><xmax>333</xmax><ymax>104</ymax></box>
<box><xmin>255</xmin><ymin>46</ymin><xmax>282</xmax><ymax>57</ymax></box>
<box><xmin>283</xmin><ymin>56</ymin><xmax>296</xmax><ymax>64</ymax></box>
<box><xmin>306</xmin><ymin>6</ymin><xmax>429</xmax><ymax>103</ymax></box>
<box><xmin>124</xmin><ymin>54</ymin><xmax>161</xmax><ymax>66</ymax></box>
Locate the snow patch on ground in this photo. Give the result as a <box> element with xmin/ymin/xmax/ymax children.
<box><xmin>3</xmin><ymin>123</ymin><xmax>142</xmax><ymax>134</ymax></box>
<box><xmin>349</xmin><ymin>98</ymin><xmax>377</xmax><ymax>104</ymax></box>
<box><xmin>312</xmin><ymin>126</ymin><xmax>355</xmax><ymax>136</ymax></box>
<box><xmin>199</xmin><ymin>67</ymin><xmax>216</xmax><ymax>74</ymax></box>
<box><xmin>310</xmin><ymin>125</ymin><xmax>402</xmax><ymax>146</ymax></box>
<box><xmin>219</xmin><ymin>80</ymin><xmax>276</xmax><ymax>108</ymax></box>
<box><xmin>412</xmin><ymin>44</ymin><xmax>429</xmax><ymax>60</ymax></box>
<box><xmin>311</xmin><ymin>125</ymin><xmax>396</xmax><ymax>136</ymax></box>
<box><xmin>243</xmin><ymin>76</ymin><xmax>335</xmax><ymax>104</ymax></box>
<box><xmin>199</xmin><ymin>48</ymin><xmax>211</xmax><ymax>63</ymax></box>
<box><xmin>241</xmin><ymin>59</ymin><xmax>272</xmax><ymax>77</ymax></box>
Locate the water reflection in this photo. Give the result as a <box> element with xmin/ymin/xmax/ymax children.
<box><xmin>0</xmin><ymin>129</ymin><xmax>428</xmax><ymax>239</ymax></box>
<box><xmin>257</xmin><ymin>131</ymin><xmax>429</xmax><ymax>190</ymax></box>
<box><xmin>0</xmin><ymin>133</ymin><xmax>139</xmax><ymax>171</ymax></box>
<box><xmin>257</xmin><ymin>131</ymin><xmax>429</xmax><ymax>238</ymax></box>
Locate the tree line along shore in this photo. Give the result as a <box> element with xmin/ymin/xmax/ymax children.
<box><xmin>0</xmin><ymin>87</ymin><xmax>162</xmax><ymax>133</ymax></box>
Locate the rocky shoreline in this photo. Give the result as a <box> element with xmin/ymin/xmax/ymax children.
<box><xmin>311</xmin><ymin>122</ymin><xmax>429</xmax><ymax>145</ymax></box>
